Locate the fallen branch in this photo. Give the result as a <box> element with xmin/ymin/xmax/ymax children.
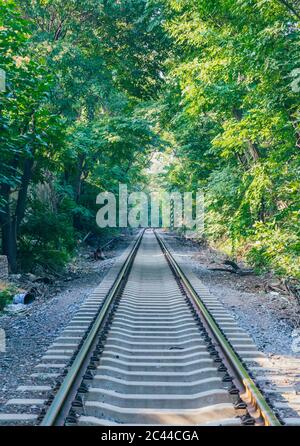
<box><xmin>284</xmin><ymin>279</ymin><xmax>300</xmax><ymax>304</ymax></box>
<box><xmin>82</xmin><ymin>231</ymin><xmax>92</xmax><ymax>244</ymax></box>
<box><xmin>209</xmin><ymin>265</ymin><xmax>254</xmax><ymax>276</ymax></box>
<box><xmin>224</xmin><ymin>260</ymin><xmax>240</xmax><ymax>271</ymax></box>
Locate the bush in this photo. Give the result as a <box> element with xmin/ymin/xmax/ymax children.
<box><xmin>246</xmin><ymin>222</ymin><xmax>300</xmax><ymax>279</ymax></box>
<box><xmin>19</xmin><ymin>199</ymin><xmax>77</xmax><ymax>273</ymax></box>
<box><xmin>0</xmin><ymin>283</ymin><xmax>16</xmax><ymax>311</ymax></box>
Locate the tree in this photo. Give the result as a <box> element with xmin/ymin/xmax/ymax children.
<box><xmin>160</xmin><ymin>0</ymin><xmax>300</xmax><ymax>277</ymax></box>
<box><xmin>0</xmin><ymin>0</ymin><xmax>168</xmax><ymax>271</ymax></box>
<box><xmin>0</xmin><ymin>0</ymin><xmax>63</xmax><ymax>271</ymax></box>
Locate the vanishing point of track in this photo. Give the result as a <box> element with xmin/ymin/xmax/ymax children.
<box><xmin>37</xmin><ymin>229</ymin><xmax>280</xmax><ymax>427</ymax></box>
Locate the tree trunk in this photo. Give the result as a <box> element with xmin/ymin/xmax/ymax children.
<box><xmin>2</xmin><ymin>219</ymin><xmax>18</xmax><ymax>273</ymax></box>
<box><xmin>15</xmin><ymin>156</ymin><xmax>35</xmax><ymax>231</ymax></box>
<box><xmin>258</xmin><ymin>194</ymin><xmax>266</xmax><ymax>223</ymax></box>
<box><xmin>0</xmin><ymin>154</ymin><xmax>35</xmax><ymax>272</ymax></box>
<box><xmin>74</xmin><ymin>153</ymin><xmax>85</xmax><ymax>204</ymax></box>
<box><xmin>72</xmin><ymin>153</ymin><xmax>85</xmax><ymax>230</ymax></box>
<box><xmin>232</xmin><ymin>108</ymin><xmax>260</xmax><ymax>162</ymax></box>
<box><xmin>0</xmin><ymin>185</ymin><xmax>18</xmax><ymax>272</ymax></box>
<box><xmin>247</xmin><ymin>141</ymin><xmax>259</xmax><ymax>162</ymax></box>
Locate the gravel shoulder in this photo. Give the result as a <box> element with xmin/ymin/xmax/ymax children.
<box><xmin>0</xmin><ymin>235</ymin><xmax>134</xmax><ymax>406</ymax></box>
<box><xmin>162</xmin><ymin>232</ymin><xmax>300</xmax><ymax>358</ymax></box>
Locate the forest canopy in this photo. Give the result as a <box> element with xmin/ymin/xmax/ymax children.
<box><xmin>0</xmin><ymin>0</ymin><xmax>299</xmax><ymax>279</ymax></box>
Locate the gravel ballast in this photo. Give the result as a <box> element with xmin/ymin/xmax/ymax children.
<box><xmin>0</xmin><ymin>236</ymin><xmax>134</xmax><ymax>407</ymax></box>
<box><xmin>162</xmin><ymin>232</ymin><xmax>300</xmax><ymax>358</ymax></box>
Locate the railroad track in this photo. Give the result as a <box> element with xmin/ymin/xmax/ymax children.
<box><xmin>0</xmin><ymin>229</ymin><xmax>292</xmax><ymax>426</ymax></box>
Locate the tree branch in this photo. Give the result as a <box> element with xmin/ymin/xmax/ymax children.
<box><xmin>277</xmin><ymin>0</ymin><xmax>300</xmax><ymax>20</ymax></box>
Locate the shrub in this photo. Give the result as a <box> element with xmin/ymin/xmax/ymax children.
<box><xmin>246</xmin><ymin>222</ymin><xmax>300</xmax><ymax>279</ymax></box>
<box><xmin>0</xmin><ymin>283</ymin><xmax>16</xmax><ymax>311</ymax></box>
<box><xmin>19</xmin><ymin>199</ymin><xmax>77</xmax><ymax>273</ymax></box>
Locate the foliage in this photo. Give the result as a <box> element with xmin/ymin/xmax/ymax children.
<box><xmin>1</xmin><ymin>0</ymin><xmax>299</xmax><ymax>281</ymax></box>
<box><xmin>159</xmin><ymin>0</ymin><xmax>300</xmax><ymax>278</ymax></box>
<box><xmin>0</xmin><ymin>283</ymin><xmax>16</xmax><ymax>311</ymax></box>
<box><xmin>18</xmin><ymin>195</ymin><xmax>77</xmax><ymax>272</ymax></box>
<box><xmin>0</xmin><ymin>0</ymin><xmax>166</xmax><ymax>272</ymax></box>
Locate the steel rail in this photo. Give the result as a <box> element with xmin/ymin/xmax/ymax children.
<box><xmin>41</xmin><ymin>229</ymin><xmax>145</xmax><ymax>426</ymax></box>
<box><xmin>155</xmin><ymin>230</ymin><xmax>282</xmax><ymax>427</ymax></box>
